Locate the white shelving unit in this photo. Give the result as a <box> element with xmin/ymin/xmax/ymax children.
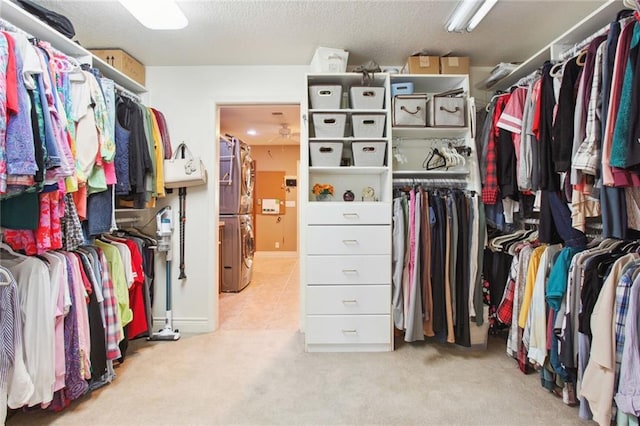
<box><xmin>302</xmin><ymin>72</ymin><xmax>393</xmax><ymax>353</ymax></box>
<box><xmin>492</xmin><ymin>0</ymin><xmax>622</xmax><ymax>91</ymax></box>
<box><xmin>390</xmin><ymin>74</ymin><xmax>480</xmax><ymax>192</ymax></box>
<box><xmin>0</xmin><ymin>0</ymin><xmax>146</xmax><ymax>94</ymax></box>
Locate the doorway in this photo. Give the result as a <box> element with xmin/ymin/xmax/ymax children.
<box><xmin>217</xmin><ymin>104</ymin><xmax>301</xmax><ymax>330</ymax></box>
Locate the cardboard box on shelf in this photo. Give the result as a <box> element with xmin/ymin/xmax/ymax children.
<box><xmin>405</xmin><ymin>55</ymin><xmax>440</xmax><ymax>74</ymax></box>
<box><xmin>90</xmin><ymin>49</ymin><xmax>145</xmax><ymax>85</ymax></box>
<box><xmin>440</xmin><ymin>56</ymin><xmax>470</xmax><ymax>75</ymax></box>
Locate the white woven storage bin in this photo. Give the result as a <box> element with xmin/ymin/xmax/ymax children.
<box><xmin>350</xmin><ymin>86</ymin><xmax>385</xmax><ymax>109</ymax></box>
<box><xmin>352</xmin><ymin>141</ymin><xmax>386</xmax><ymax>166</ymax></box>
<box><xmin>310</xmin><ymin>141</ymin><xmax>343</xmax><ymax>167</ymax></box>
<box><xmin>351</xmin><ymin>114</ymin><xmax>386</xmax><ymax>138</ymax></box>
<box><xmin>312</xmin><ymin>113</ymin><xmax>347</xmax><ymax>138</ymax></box>
<box><xmin>309</xmin><ymin>85</ymin><xmax>343</xmax><ymax>109</ymax></box>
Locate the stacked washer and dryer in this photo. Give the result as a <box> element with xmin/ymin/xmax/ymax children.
<box><xmin>219</xmin><ymin>136</ymin><xmax>255</xmax><ymax>292</ymax></box>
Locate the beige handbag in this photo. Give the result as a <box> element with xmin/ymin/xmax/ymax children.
<box><xmin>164</xmin><ymin>143</ymin><xmax>208</xmax><ymax>188</ymax></box>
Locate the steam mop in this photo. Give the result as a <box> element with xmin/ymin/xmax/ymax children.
<box><xmin>149</xmin><ymin>206</ymin><xmax>180</xmax><ymax>341</ymax></box>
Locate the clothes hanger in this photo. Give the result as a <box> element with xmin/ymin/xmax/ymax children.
<box><xmin>575</xmin><ymin>50</ymin><xmax>588</xmax><ymax>66</ymax></box>
<box><xmin>485</xmin><ymin>92</ymin><xmax>507</xmax><ymax>112</ymax></box>
<box><xmin>0</xmin><ymin>241</ymin><xmax>28</xmax><ymax>259</ymax></box>
<box><xmin>423</xmin><ymin>148</ymin><xmax>446</xmax><ymax>170</ymax></box>
<box><xmin>0</xmin><ymin>266</ymin><xmax>13</xmax><ymax>286</ymax></box>
<box><xmin>549</xmin><ymin>61</ymin><xmax>565</xmax><ymax>78</ymax></box>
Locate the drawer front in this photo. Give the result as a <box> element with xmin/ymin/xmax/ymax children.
<box><xmin>307</xmin><ymin>255</ymin><xmax>391</xmax><ymax>285</ymax></box>
<box><xmin>307</xmin><ymin>202</ymin><xmax>391</xmax><ymax>225</ymax></box>
<box><xmin>307</xmin><ymin>226</ymin><xmax>390</xmax><ymax>255</ymax></box>
<box><xmin>306</xmin><ymin>285</ymin><xmax>390</xmax><ymax>315</ymax></box>
<box><xmin>305</xmin><ymin>315</ymin><xmax>391</xmax><ymax>344</ymax></box>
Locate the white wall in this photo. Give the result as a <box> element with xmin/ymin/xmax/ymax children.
<box><xmin>145</xmin><ymin>65</ymin><xmax>308</xmax><ymax>333</ymax></box>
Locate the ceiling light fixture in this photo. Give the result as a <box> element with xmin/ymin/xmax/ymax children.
<box><xmin>119</xmin><ymin>0</ymin><xmax>188</xmax><ymax>30</ymax></box>
<box><xmin>247</xmin><ymin>129</ymin><xmax>257</xmax><ymax>136</ymax></box>
<box><xmin>446</xmin><ymin>0</ymin><xmax>498</xmax><ymax>33</ymax></box>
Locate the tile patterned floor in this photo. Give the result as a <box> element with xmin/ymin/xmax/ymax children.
<box><xmin>218</xmin><ymin>252</ymin><xmax>300</xmax><ymax>330</ymax></box>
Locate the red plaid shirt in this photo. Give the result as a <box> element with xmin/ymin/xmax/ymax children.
<box><xmin>496</xmin><ymin>278</ymin><xmax>515</xmax><ymax>325</ymax></box>
<box><xmin>482</xmin><ymin>94</ymin><xmax>510</xmax><ymax>204</ymax></box>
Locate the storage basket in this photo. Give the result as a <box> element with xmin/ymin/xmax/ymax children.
<box><xmin>352</xmin><ymin>141</ymin><xmax>386</xmax><ymax>166</ymax></box>
<box><xmin>393</xmin><ymin>94</ymin><xmax>427</xmax><ymax>127</ymax></box>
<box><xmin>312</xmin><ymin>113</ymin><xmax>347</xmax><ymax>138</ymax></box>
<box><xmin>309</xmin><ymin>85</ymin><xmax>343</xmax><ymax>109</ymax></box>
<box><xmin>350</xmin><ymin>86</ymin><xmax>385</xmax><ymax>109</ymax></box>
<box><xmin>310</xmin><ymin>141</ymin><xmax>343</xmax><ymax>167</ymax></box>
<box><xmin>391</xmin><ymin>82</ymin><xmax>414</xmax><ymax>98</ymax></box>
<box><xmin>427</xmin><ymin>96</ymin><xmax>466</xmax><ymax>127</ymax></box>
<box><xmin>351</xmin><ymin>114</ymin><xmax>385</xmax><ymax>138</ymax></box>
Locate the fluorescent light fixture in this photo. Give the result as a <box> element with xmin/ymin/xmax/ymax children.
<box><xmin>466</xmin><ymin>0</ymin><xmax>498</xmax><ymax>31</ymax></box>
<box><xmin>119</xmin><ymin>0</ymin><xmax>188</xmax><ymax>30</ymax></box>
<box><xmin>446</xmin><ymin>0</ymin><xmax>498</xmax><ymax>33</ymax></box>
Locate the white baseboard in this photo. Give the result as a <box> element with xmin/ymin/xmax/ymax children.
<box><xmin>152</xmin><ymin>316</ymin><xmax>212</xmax><ymax>334</ymax></box>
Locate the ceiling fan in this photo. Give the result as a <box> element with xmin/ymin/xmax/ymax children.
<box><xmin>266</xmin><ymin>123</ymin><xmax>300</xmax><ymax>144</ymax></box>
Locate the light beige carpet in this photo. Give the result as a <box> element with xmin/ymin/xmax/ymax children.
<box><xmin>7</xmin><ymin>254</ymin><xmax>587</xmax><ymax>425</ymax></box>
<box><xmin>8</xmin><ymin>331</ymin><xmax>586</xmax><ymax>426</ymax></box>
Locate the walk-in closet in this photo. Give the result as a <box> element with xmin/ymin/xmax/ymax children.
<box><xmin>2</xmin><ymin>0</ymin><xmax>639</xmax><ymax>424</ymax></box>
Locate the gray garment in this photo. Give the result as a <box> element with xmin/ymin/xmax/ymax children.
<box><xmin>405</xmin><ymin>193</ymin><xmax>424</xmax><ymax>342</ymax></box>
<box><xmin>392</xmin><ymin>197</ymin><xmax>406</xmax><ymax>330</ymax></box>
<box><xmin>473</xmin><ymin>195</ymin><xmax>486</xmax><ymax>325</ymax></box>
<box><xmin>519</xmin><ymin>82</ymin><xmax>535</xmax><ymax>191</ymax></box>
<box><xmin>479</xmin><ymin>103</ymin><xmax>495</xmax><ymax>185</ymax></box>
<box><xmin>447</xmin><ymin>195</ymin><xmax>458</xmax><ymax>323</ymax></box>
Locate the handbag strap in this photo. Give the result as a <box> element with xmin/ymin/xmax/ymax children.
<box><xmin>173</xmin><ymin>142</ymin><xmax>194</xmax><ymax>160</ymax></box>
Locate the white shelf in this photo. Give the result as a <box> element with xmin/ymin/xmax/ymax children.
<box><xmin>390</xmin><ymin>74</ymin><xmax>469</xmax><ymax>93</ymax></box>
<box><xmin>393</xmin><ymin>170</ymin><xmax>469</xmax><ymax>177</ymax></box>
<box><xmin>1</xmin><ymin>0</ymin><xmax>146</xmax><ymax>94</ymax></box>
<box><xmin>310</xmin><ymin>109</ymin><xmax>387</xmax><ymax>114</ymax></box>
<box><xmin>392</xmin><ymin>127</ymin><xmax>469</xmax><ymax>139</ymax></box>
<box><xmin>493</xmin><ymin>0</ymin><xmax>621</xmax><ymax>90</ymax></box>
<box><xmin>310</xmin><ymin>137</ymin><xmax>387</xmax><ymax>142</ymax></box>
<box><xmin>310</xmin><ymin>166</ymin><xmax>388</xmax><ymax>175</ymax></box>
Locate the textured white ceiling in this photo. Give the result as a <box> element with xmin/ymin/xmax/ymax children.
<box><xmin>30</xmin><ymin>0</ymin><xmax>612</xmax><ymax>68</ymax></box>
<box><xmin>9</xmin><ymin>0</ymin><xmax>620</xmax><ymax>147</ymax></box>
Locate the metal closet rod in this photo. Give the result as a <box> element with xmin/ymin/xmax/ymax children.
<box><xmin>115</xmin><ymin>83</ymin><xmax>142</xmax><ymax>103</ymax></box>
<box><xmin>558</xmin><ymin>15</ymin><xmax>635</xmax><ymax>61</ymax></box>
<box><xmin>392</xmin><ymin>177</ymin><xmax>468</xmax><ymax>188</ymax></box>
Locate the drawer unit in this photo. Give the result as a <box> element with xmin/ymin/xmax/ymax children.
<box><xmin>305</xmin><ymin>315</ymin><xmax>391</xmax><ymax>345</ymax></box>
<box><xmin>306</xmin><ymin>225</ymin><xmax>391</xmax><ymax>255</ymax></box>
<box><xmin>306</xmin><ymin>285</ymin><xmax>391</xmax><ymax>315</ymax></box>
<box><xmin>304</xmin><ymin>73</ymin><xmax>393</xmax><ymax>353</ymax></box>
<box><xmin>306</xmin><ymin>202</ymin><xmax>391</xmax><ymax>225</ymax></box>
<box><xmin>306</xmin><ymin>255</ymin><xmax>391</xmax><ymax>285</ymax></box>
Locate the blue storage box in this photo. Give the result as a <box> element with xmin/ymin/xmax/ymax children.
<box><xmin>391</xmin><ymin>82</ymin><xmax>414</xmax><ymax>97</ymax></box>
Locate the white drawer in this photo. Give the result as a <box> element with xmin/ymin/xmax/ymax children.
<box><xmin>307</xmin><ymin>226</ymin><xmax>390</xmax><ymax>255</ymax></box>
<box><xmin>306</xmin><ymin>255</ymin><xmax>390</xmax><ymax>285</ymax></box>
<box><xmin>307</xmin><ymin>202</ymin><xmax>391</xmax><ymax>225</ymax></box>
<box><xmin>305</xmin><ymin>315</ymin><xmax>391</xmax><ymax>344</ymax></box>
<box><xmin>306</xmin><ymin>285</ymin><xmax>390</xmax><ymax>315</ymax></box>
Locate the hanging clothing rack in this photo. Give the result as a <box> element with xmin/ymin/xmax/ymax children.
<box><xmin>392</xmin><ymin>177</ymin><xmax>468</xmax><ymax>189</ymax></box>
<box><xmin>0</xmin><ymin>17</ymin><xmax>30</xmax><ymax>37</ymax></box>
<box><xmin>393</xmin><ymin>136</ymin><xmax>466</xmax><ymax>146</ymax></box>
<box><xmin>115</xmin><ymin>83</ymin><xmax>142</xmax><ymax>103</ymax></box>
<box><xmin>557</xmin><ymin>14</ymin><xmax>636</xmax><ymax>62</ymax></box>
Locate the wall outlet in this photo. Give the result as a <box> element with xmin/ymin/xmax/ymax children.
<box><xmin>275</xmin><ymin>242</ymin><xmax>280</xmax><ymax>249</ymax></box>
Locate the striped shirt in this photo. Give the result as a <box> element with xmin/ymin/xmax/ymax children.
<box><xmin>96</xmin><ymin>248</ymin><xmax>123</xmax><ymax>361</ymax></box>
